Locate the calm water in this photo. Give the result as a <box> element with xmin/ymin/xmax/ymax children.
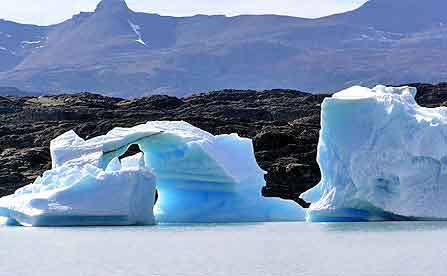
<box><xmin>0</xmin><ymin>221</ymin><xmax>446</xmax><ymax>276</ymax></box>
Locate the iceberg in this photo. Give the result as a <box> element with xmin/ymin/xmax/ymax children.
<box><xmin>303</xmin><ymin>85</ymin><xmax>447</xmax><ymax>222</ymax></box>
<box><xmin>0</xmin><ymin>121</ymin><xmax>302</xmax><ymax>226</ymax></box>
<box><xmin>0</xmin><ymin>153</ymin><xmax>156</xmax><ymax>226</ymax></box>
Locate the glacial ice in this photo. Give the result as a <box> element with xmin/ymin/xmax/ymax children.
<box><xmin>303</xmin><ymin>85</ymin><xmax>447</xmax><ymax>221</ymax></box>
<box><xmin>0</xmin><ymin>121</ymin><xmax>302</xmax><ymax>226</ymax></box>
<box><xmin>0</xmin><ymin>153</ymin><xmax>156</xmax><ymax>226</ymax></box>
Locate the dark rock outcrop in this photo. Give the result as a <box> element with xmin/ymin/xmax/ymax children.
<box><xmin>1</xmin><ymin>83</ymin><xmax>446</xmax><ymax>205</ymax></box>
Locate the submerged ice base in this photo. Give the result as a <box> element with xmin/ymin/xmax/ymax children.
<box><xmin>0</xmin><ymin>121</ymin><xmax>302</xmax><ymax>226</ymax></box>
<box><xmin>303</xmin><ymin>85</ymin><xmax>447</xmax><ymax>222</ymax></box>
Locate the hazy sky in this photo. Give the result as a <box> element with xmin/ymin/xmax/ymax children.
<box><xmin>0</xmin><ymin>0</ymin><xmax>368</xmax><ymax>26</ymax></box>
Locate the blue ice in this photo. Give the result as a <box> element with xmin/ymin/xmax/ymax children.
<box><xmin>303</xmin><ymin>85</ymin><xmax>447</xmax><ymax>221</ymax></box>
<box><xmin>0</xmin><ymin>121</ymin><xmax>302</xmax><ymax>226</ymax></box>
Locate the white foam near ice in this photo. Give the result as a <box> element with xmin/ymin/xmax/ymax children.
<box><xmin>303</xmin><ymin>85</ymin><xmax>447</xmax><ymax>221</ymax></box>
<box><xmin>0</xmin><ymin>121</ymin><xmax>302</xmax><ymax>226</ymax></box>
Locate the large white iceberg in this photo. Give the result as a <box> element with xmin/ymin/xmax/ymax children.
<box><xmin>0</xmin><ymin>121</ymin><xmax>302</xmax><ymax>226</ymax></box>
<box><xmin>303</xmin><ymin>85</ymin><xmax>447</xmax><ymax>221</ymax></box>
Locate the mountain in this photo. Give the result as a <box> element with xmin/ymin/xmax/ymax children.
<box><xmin>0</xmin><ymin>0</ymin><xmax>446</xmax><ymax>97</ymax></box>
<box><xmin>0</xmin><ymin>20</ymin><xmax>48</xmax><ymax>72</ymax></box>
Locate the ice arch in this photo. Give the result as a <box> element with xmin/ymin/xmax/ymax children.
<box><xmin>0</xmin><ymin>121</ymin><xmax>302</xmax><ymax>226</ymax></box>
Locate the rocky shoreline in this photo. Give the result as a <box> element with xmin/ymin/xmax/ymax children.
<box><xmin>1</xmin><ymin>83</ymin><xmax>447</xmax><ymax>205</ymax></box>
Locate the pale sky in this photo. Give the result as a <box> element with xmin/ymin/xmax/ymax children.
<box><xmin>0</xmin><ymin>0</ymin><xmax>368</xmax><ymax>26</ymax></box>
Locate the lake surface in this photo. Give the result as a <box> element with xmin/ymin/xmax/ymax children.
<box><xmin>0</xmin><ymin>221</ymin><xmax>446</xmax><ymax>276</ymax></box>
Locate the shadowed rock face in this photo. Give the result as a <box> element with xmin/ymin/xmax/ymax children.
<box><xmin>1</xmin><ymin>83</ymin><xmax>446</xmax><ymax>204</ymax></box>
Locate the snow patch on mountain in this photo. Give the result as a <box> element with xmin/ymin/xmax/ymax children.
<box><xmin>128</xmin><ymin>20</ymin><xmax>147</xmax><ymax>46</ymax></box>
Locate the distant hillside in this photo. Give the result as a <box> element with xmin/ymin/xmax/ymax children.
<box><xmin>0</xmin><ymin>0</ymin><xmax>447</xmax><ymax>97</ymax></box>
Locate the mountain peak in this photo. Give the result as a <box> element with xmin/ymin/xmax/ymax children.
<box><xmin>95</xmin><ymin>0</ymin><xmax>130</xmax><ymax>13</ymax></box>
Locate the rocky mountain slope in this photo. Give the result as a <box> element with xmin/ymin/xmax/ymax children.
<box><xmin>1</xmin><ymin>0</ymin><xmax>447</xmax><ymax>97</ymax></box>
<box><xmin>2</xmin><ymin>83</ymin><xmax>447</xmax><ymax>205</ymax></box>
